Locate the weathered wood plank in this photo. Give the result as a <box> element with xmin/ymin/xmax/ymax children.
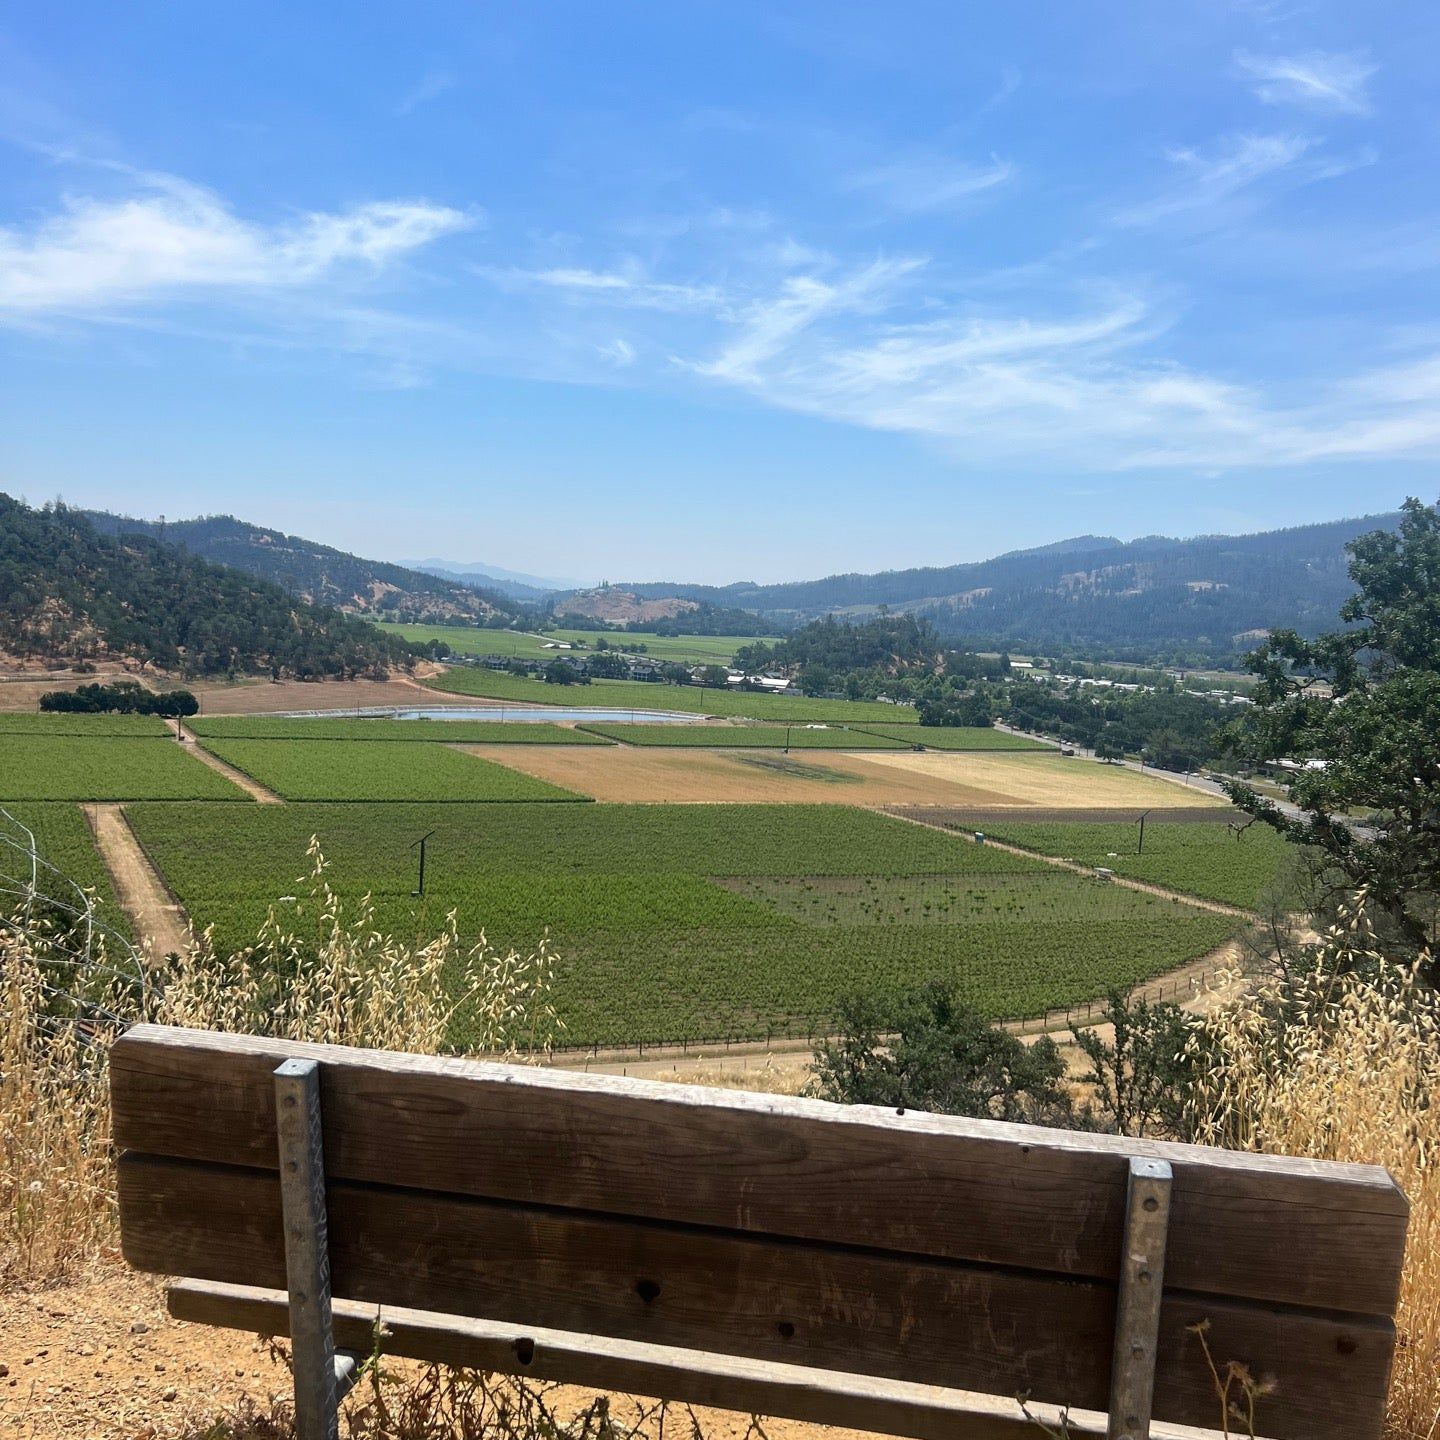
<box><xmin>110</xmin><ymin>1025</ymin><xmax>1409</xmax><ymax>1316</ymax></box>
<box><xmin>167</xmin><ymin>1279</ymin><xmax>1260</xmax><ymax>1440</ymax></box>
<box><xmin>120</xmin><ymin>1154</ymin><xmax>1391</xmax><ymax>1440</ymax></box>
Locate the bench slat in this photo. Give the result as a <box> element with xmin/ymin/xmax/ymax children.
<box><xmin>120</xmin><ymin>1153</ymin><xmax>1392</xmax><ymax>1440</ymax></box>
<box><xmin>167</xmin><ymin>1279</ymin><xmax>1256</xmax><ymax>1440</ymax></box>
<box><xmin>109</xmin><ymin>1026</ymin><xmax>1407</xmax><ymax>1318</ymax></box>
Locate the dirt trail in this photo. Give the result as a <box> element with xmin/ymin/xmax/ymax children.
<box><xmin>86</xmin><ymin>804</ymin><xmax>193</xmax><ymax>958</ymax></box>
<box><xmin>176</xmin><ymin>726</ymin><xmax>283</xmax><ymax>803</ymax></box>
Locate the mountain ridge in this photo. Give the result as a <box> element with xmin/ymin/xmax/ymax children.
<box><xmin>607</xmin><ymin>509</ymin><xmax>1407</xmax><ymax>663</ymax></box>
<box><xmin>80</xmin><ymin>511</ymin><xmax>522</xmax><ymax>625</ymax></box>
<box><xmin>403</xmin><ymin>557</ymin><xmax>588</xmax><ymax>599</ymax></box>
<box><xmin>1</xmin><ymin>495</ymin><xmax>418</xmax><ymax>677</ymax></box>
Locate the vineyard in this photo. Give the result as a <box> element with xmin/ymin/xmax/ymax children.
<box><xmin>0</xmin><ymin>735</ymin><xmax>246</xmax><ymax>801</ymax></box>
<box><xmin>0</xmin><ymin>713</ymin><xmax>170</xmax><ymax>736</ymax></box>
<box><xmin>853</xmin><ymin>724</ymin><xmax>1051</xmax><ymax>751</ymax></box>
<box><xmin>423</xmin><ymin>667</ymin><xmax>918</xmax><ymax>723</ymax></box>
<box><xmin>126</xmin><ymin>801</ymin><xmax>1241</xmax><ymax>1047</ymax></box>
<box><xmin>576</xmin><ymin>723</ymin><xmax>909</xmax><ymax>749</ymax></box>
<box><xmin>381</xmin><ymin>623</ymin><xmax>760</xmax><ymax>666</ymax></box>
<box><xmin>959</xmin><ymin>817</ymin><xmax>1295</xmax><ymax>909</ymax></box>
<box><xmin>192</xmin><ymin>738</ymin><xmax>586</xmax><ymax>802</ymax></box>
<box><xmin>0</xmin><ymin>801</ymin><xmax>132</xmax><ymax>938</ymax></box>
<box><xmin>188</xmin><ymin>715</ymin><xmax>609</xmax><ymax>744</ymax></box>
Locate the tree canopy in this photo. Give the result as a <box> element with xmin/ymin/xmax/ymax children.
<box><xmin>0</xmin><ymin>493</ymin><xmax>419</xmax><ymax>679</ymax></box>
<box><xmin>1225</xmin><ymin>498</ymin><xmax>1440</xmax><ymax>959</ymax></box>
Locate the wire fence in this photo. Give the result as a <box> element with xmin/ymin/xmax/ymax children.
<box><xmin>0</xmin><ymin>807</ymin><xmax>152</xmax><ymax>1048</ymax></box>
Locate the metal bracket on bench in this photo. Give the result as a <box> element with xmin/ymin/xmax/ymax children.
<box><xmin>274</xmin><ymin>1058</ymin><xmax>363</xmax><ymax>1440</ymax></box>
<box><xmin>1106</xmin><ymin>1157</ymin><xmax>1173</xmax><ymax>1440</ymax></box>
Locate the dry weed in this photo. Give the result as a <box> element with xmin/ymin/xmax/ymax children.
<box><xmin>1</xmin><ymin>832</ymin><xmax>561</xmax><ymax>1289</ymax></box>
<box><xmin>1190</xmin><ymin>897</ymin><xmax>1440</xmax><ymax>1440</ymax></box>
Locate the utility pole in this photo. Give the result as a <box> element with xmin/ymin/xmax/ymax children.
<box><xmin>785</xmin><ymin>724</ymin><xmax>792</xmax><ymax>754</ymax></box>
<box><xmin>1137</xmin><ymin>809</ymin><xmax>1152</xmax><ymax>855</ymax></box>
<box><xmin>411</xmin><ymin>830</ymin><xmax>436</xmax><ymax>897</ymax></box>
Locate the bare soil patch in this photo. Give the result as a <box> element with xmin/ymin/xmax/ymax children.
<box><xmin>464</xmin><ymin>745</ymin><xmax>1022</xmax><ymax>805</ymax></box>
<box><xmin>187</xmin><ymin>672</ymin><xmax>450</xmax><ymax>715</ymax></box>
<box><xmin>86</xmin><ymin>804</ymin><xmax>193</xmax><ymax>958</ymax></box>
<box><xmin>4</xmin><ymin>1264</ymin><xmax>885</xmax><ymax>1440</ymax></box>
<box><xmin>0</xmin><ymin>664</ymin><xmax>147</xmax><ymax>713</ymax></box>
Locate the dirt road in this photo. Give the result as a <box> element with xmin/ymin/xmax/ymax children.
<box><xmin>86</xmin><ymin>803</ymin><xmax>193</xmax><ymax>958</ymax></box>
<box><xmin>176</xmin><ymin>726</ymin><xmax>283</xmax><ymax>802</ymax></box>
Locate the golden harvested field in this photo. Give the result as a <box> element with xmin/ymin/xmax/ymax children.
<box><xmin>463</xmin><ymin>744</ymin><xmax>1212</xmax><ymax>808</ymax></box>
<box><xmin>859</xmin><ymin>751</ymin><xmax>1227</xmax><ymax>808</ymax></box>
<box><xmin>462</xmin><ymin>744</ymin><xmax>1013</xmax><ymax>804</ymax></box>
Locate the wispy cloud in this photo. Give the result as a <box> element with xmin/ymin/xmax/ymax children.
<box><xmin>980</xmin><ymin>66</ymin><xmax>1022</xmax><ymax>113</ymax></box>
<box><xmin>483</xmin><ymin>264</ymin><xmax>724</xmax><ymax>313</ymax></box>
<box><xmin>0</xmin><ymin>172</ymin><xmax>471</xmax><ymax>314</ymax></box>
<box><xmin>395</xmin><ymin>69</ymin><xmax>456</xmax><ymax>117</ymax></box>
<box><xmin>686</xmin><ymin>258</ymin><xmax>925</xmax><ymax>385</ymax></box>
<box><xmin>1236</xmin><ymin>50</ymin><xmax>1377</xmax><ymax>114</ymax></box>
<box><xmin>598</xmin><ymin>337</ymin><xmax>635</xmax><ymax>366</ymax></box>
<box><xmin>847</xmin><ymin>154</ymin><xmax>1015</xmax><ymax>215</ymax></box>
<box><xmin>649</xmin><ymin>256</ymin><xmax>1440</xmax><ymax>472</ymax></box>
<box><xmin>1114</xmin><ymin>133</ymin><xmax>1368</xmax><ymax>228</ymax></box>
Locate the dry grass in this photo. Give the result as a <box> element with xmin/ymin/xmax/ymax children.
<box><xmin>858</xmin><ymin>750</ymin><xmax>1225</xmax><ymax>808</ymax></box>
<box><xmin>469</xmin><ymin>743</ymin><xmax>1024</xmax><ymax>805</ymax></box>
<box><xmin>480</xmin><ymin>744</ymin><xmax>1226</xmax><ymax>808</ymax></box>
<box><xmin>1189</xmin><ymin>899</ymin><xmax>1440</xmax><ymax>1440</ymax></box>
<box><xmin>1</xmin><ymin>836</ymin><xmax>561</xmax><ymax>1290</ymax></box>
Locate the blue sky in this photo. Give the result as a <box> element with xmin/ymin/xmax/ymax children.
<box><xmin>1</xmin><ymin>2</ymin><xmax>1436</xmax><ymax>585</ymax></box>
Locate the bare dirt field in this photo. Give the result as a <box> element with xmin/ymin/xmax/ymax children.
<box><xmin>0</xmin><ymin>664</ymin><xmax>454</xmax><ymax>717</ymax></box>
<box><xmin>0</xmin><ymin>664</ymin><xmax>143</xmax><ymax>712</ymax></box>
<box><xmin>0</xmin><ymin>679</ymin><xmax>72</xmax><ymax>712</ymax></box>
<box><xmin>463</xmin><ymin>744</ymin><xmax>1027</xmax><ymax>805</ymax></box>
<box><xmin>186</xmin><ymin>670</ymin><xmax>450</xmax><ymax>715</ymax></box>
<box><xmin>466</xmin><ymin>744</ymin><xmax>1221</xmax><ymax>809</ymax></box>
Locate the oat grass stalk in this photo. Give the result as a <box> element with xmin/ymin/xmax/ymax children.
<box><xmin>1190</xmin><ymin>897</ymin><xmax>1440</xmax><ymax>1440</ymax></box>
<box><xmin>2</xmin><ymin>836</ymin><xmax>561</xmax><ymax>1288</ymax></box>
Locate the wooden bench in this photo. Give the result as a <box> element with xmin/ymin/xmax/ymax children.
<box><xmin>111</xmin><ymin>1024</ymin><xmax>1409</xmax><ymax>1440</ymax></box>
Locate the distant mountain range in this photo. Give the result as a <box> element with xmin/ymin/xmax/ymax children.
<box><xmin>29</xmin><ymin>499</ymin><xmax>1411</xmax><ymax>666</ymax></box>
<box><xmin>613</xmin><ymin>511</ymin><xmax>1405</xmax><ymax>664</ymax></box>
<box><xmin>81</xmin><ymin>512</ymin><xmax>523</xmax><ymax>625</ymax></box>
<box><xmin>402</xmin><ymin>558</ymin><xmax>589</xmax><ymax>601</ymax></box>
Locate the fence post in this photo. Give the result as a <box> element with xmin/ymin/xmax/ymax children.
<box><xmin>273</xmin><ymin>1058</ymin><xmax>361</xmax><ymax>1440</ymax></box>
<box><xmin>1106</xmin><ymin>1157</ymin><xmax>1173</xmax><ymax>1440</ymax></box>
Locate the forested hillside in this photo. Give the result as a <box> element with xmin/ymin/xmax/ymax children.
<box><xmin>82</xmin><ymin>511</ymin><xmax>519</xmax><ymax>624</ymax></box>
<box><xmin>620</xmin><ymin>512</ymin><xmax>1402</xmax><ymax>664</ymax></box>
<box><xmin>0</xmin><ymin>495</ymin><xmax>419</xmax><ymax>677</ymax></box>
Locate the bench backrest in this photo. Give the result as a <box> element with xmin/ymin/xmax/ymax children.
<box><xmin>111</xmin><ymin>1025</ymin><xmax>1407</xmax><ymax>1440</ymax></box>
